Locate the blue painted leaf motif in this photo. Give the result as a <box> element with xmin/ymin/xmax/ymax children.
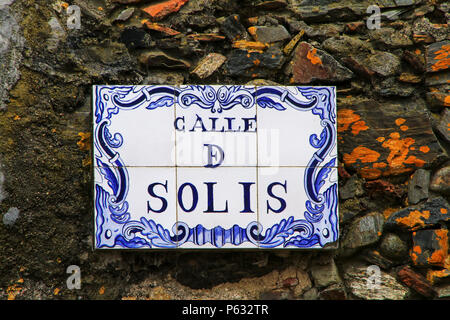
<box><xmin>310</xmin><ymin>128</ymin><xmax>327</xmax><ymax>149</ymax></box>
<box><xmin>96</xmin><ymin>159</ymin><xmax>119</xmax><ymax>194</ymax></box>
<box><xmin>256</xmin><ymin>96</ymin><xmax>286</xmax><ymax>110</ymax></box>
<box><xmin>146</xmin><ymin>96</ymin><xmax>174</xmax><ymax>109</ymax></box>
<box><xmin>315</xmin><ymin>158</ymin><xmax>336</xmax><ymax>192</ymax></box>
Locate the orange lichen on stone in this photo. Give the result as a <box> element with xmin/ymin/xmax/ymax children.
<box><xmin>395</xmin><ymin>118</ymin><xmax>406</xmax><ymax>126</ymax></box>
<box><xmin>445</xmin><ymin>95</ymin><xmax>450</xmax><ymax>106</ymax></box>
<box><xmin>428</xmin><ymin>229</ymin><xmax>449</xmax><ymax>266</ymax></box>
<box><xmin>142</xmin><ymin>0</ymin><xmax>189</xmax><ymax>21</ymax></box>
<box><xmin>306</xmin><ymin>48</ymin><xmax>322</xmax><ymax>65</ymax></box>
<box><xmin>247</xmin><ymin>26</ymin><xmax>257</xmax><ymax>37</ymax></box>
<box><xmin>7</xmin><ymin>284</ymin><xmax>22</xmax><ymax>300</ymax></box>
<box><xmin>351</xmin><ymin>120</ymin><xmax>369</xmax><ymax>135</ymax></box>
<box><xmin>232</xmin><ymin>40</ymin><xmax>268</xmax><ymax>52</ymax></box>
<box><xmin>400</xmin><ymin>125</ymin><xmax>409</xmax><ymax>131</ymax></box>
<box><xmin>419</xmin><ymin>146</ymin><xmax>430</xmax><ymax>153</ymax></box>
<box><xmin>77</xmin><ymin>132</ymin><xmax>91</xmax><ymax>151</ymax></box>
<box><xmin>377</xmin><ymin>137</ymin><xmax>385</xmax><ymax>143</ymax></box>
<box><xmin>343</xmin><ymin>146</ymin><xmax>381</xmax><ymax>165</ymax></box>
<box><xmin>441</xmin><ymin>208</ymin><xmax>448</xmax><ymax>214</ymax></box>
<box><xmin>431</xmin><ymin>44</ymin><xmax>450</xmax><ymax>72</ymax></box>
<box><xmin>142</xmin><ymin>20</ymin><xmax>180</xmax><ymax>35</ymax></box>
<box><xmin>337</xmin><ymin>109</ymin><xmax>368</xmax><ymax>135</ymax></box>
<box><xmin>404</xmin><ymin>155</ymin><xmax>426</xmax><ymax>167</ymax></box>
<box><xmin>373</xmin><ymin>162</ymin><xmax>387</xmax><ymax>168</ymax></box>
<box><xmin>99</xmin><ymin>286</ymin><xmax>105</xmax><ymax>295</ymax></box>
<box><xmin>427</xmin><ymin>269</ymin><xmax>450</xmax><ymax>284</ymax></box>
<box><xmin>359</xmin><ymin>167</ymin><xmax>382</xmax><ymax>179</ymax></box>
<box><xmin>253</xmin><ymin>59</ymin><xmax>261</xmax><ymax>66</ymax></box>
<box><xmin>395</xmin><ymin>210</ymin><xmax>430</xmax><ymax>230</ymax></box>
<box><xmin>383</xmin><ymin>207</ymin><xmax>400</xmax><ymax>220</ymax></box>
<box><xmin>381</xmin><ymin>131</ymin><xmax>425</xmax><ymax>171</ymax></box>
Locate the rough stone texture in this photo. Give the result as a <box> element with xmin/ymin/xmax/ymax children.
<box><xmin>0</xmin><ymin>3</ymin><xmax>24</xmax><ymax>110</ymax></box>
<box><xmin>2</xmin><ymin>207</ymin><xmax>19</xmax><ymax>226</ymax></box>
<box><xmin>339</xmin><ymin>175</ymin><xmax>364</xmax><ymax>200</ymax></box>
<box><xmin>380</xmin><ymin>233</ymin><xmax>409</xmax><ymax>261</ymax></box>
<box><xmin>430</xmin><ymin>165</ymin><xmax>450</xmax><ymax>195</ymax></box>
<box><xmin>339</xmin><ymin>97</ymin><xmax>442</xmax><ymax>180</ymax></box>
<box><xmin>361</xmin><ymin>249</ymin><xmax>395</xmax><ymax>270</ymax></box>
<box><xmin>385</xmin><ymin>197</ymin><xmax>450</xmax><ymax>231</ymax></box>
<box><xmin>434</xmin><ymin>109</ymin><xmax>450</xmax><ymax>143</ymax></box>
<box><xmin>310</xmin><ymin>259</ymin><xmax>342</xmax><ymax>288</ymax></box>
<box><xmin>343</xmin><ymin>263</ymin><xmax>409</xmax><ymax>300</ymax></box>
<box><xmin>191</xmin><ymin>53</ymin><xmax>227</xmax><ymax>79</ymax></box>
<box><xmin>426</xmin><ymin>41</ymin><xmax>450</xmax><ymax>73</ymax></box>
<box><xmin>411</xmin><ymin>229</ymin><xmax>449</xmax><ymax>268</ymax></box>
<box><xmin>408</xmin><ymin>169</ymin><xmax>430</xmax><ymax>205</ymax></box>
<box><xmin>0</xmin><ymin>0</ymin><xmax>449</xmax><ymax>301</ymax></box>
<box><xmin>288</xmin><ymin>42</ymin><xmax>353</xmax><ymax>83</ymax></box>
<box><xmin>341</xmin><ymin>212</ymin><xmax>384</xmax><ymax>256</ymax></box>
<box><xmin>225</xmin><ymin>46</ymin><xmax>284</xmax><ymax>78</ymax></box>
<box><xmin>248</xmin><ymin>25</ymin><xmax>291</xmax><ymax>43</ymax></box>
<box><xmin>142</xmin><ymin>0</ymin><xmax>189</xmax><ymax>21</ymax></box>
<box><xmin>398</xmin><ymin>265</ymin><xmax>437</xmax><ymax>298</ymax></box>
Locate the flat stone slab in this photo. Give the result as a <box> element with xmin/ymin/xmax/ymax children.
<box><xmin>93</xmin><ymin>85</ymin><xmax>338</xmax><ymax>249</ymax></box>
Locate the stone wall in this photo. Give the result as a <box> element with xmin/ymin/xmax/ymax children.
<box><xmin>0</xmin><ymin>0</ymin><xmax>449</xmax><ymax>300</ymax></box>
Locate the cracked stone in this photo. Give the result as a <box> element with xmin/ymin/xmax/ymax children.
<box><xmin>341</xmin><ymin>212</ymin><xmax>384</xmax><ymax>256</ymax></box>
<box><xmin>430</xmin><ymin>165</ymin><xmax>450</xmax><ymax>195</ymax></box>
<box><xmin>385</xmin><ymin>197</ymin><xmax>450</xmax><ymax>231</ymax></box>
<box><xmin>408</xmin><ymin>169</ymin><xmax>430</xmax><ymax>205</ymax></box>
<box><xmin>379</xmin><ymin>233</ymin><xmax>409</xmax><ymax>261</ymax></box>
<box><xmin>288</xmin><ymin>42</ymin><xmax>353</xmax><ymax>83</ymax></box>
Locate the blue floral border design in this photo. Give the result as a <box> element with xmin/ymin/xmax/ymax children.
<box><xmin>93</xmin><ymin>85</ymin><xmax>338</xmax><ymax>249</ymax></box>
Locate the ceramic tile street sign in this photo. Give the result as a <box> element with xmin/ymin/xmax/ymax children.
<box><xmin>93</xmin><ymin>85</ymin><xmax>338</xmax><ymax>249</ymax></box>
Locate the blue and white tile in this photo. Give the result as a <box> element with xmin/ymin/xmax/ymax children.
<box><xmin>94</xmin><ymin>166</ymin><xmax>178</xmax><ymax>249</ymax></box>
<box><xmin>256</xmin><ymin>86</ymin><xmax>337</xmax><ymax>168</ymax></box>
<box><xmin>175</xmin><ymin>85</ymin><xmax>257</xmax><ymax>167</ymax></box>
<box><xmin>176</xmin><ymin>167</ymin><xmax>259</xmax><ymax>249</ymax></box>
<box><xmin>93</xmin><ymin>85</ymin><xmax>176</xmax><ymax>168</ymax></box>
<box><xmin>257</xmin><ymin>166</ymin><xmax>338</xmax><ymax>249</ymax></box>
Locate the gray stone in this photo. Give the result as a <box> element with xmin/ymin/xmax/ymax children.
<box><xmin>436</xmin><ymin>284</ymin><xmax>450</xmax><ymax>299</ymax></box>
<box><xmin>379</xmin><ymin>233</ymin><xmax>409</xmax><ymax>261</ymax></box>
<box><xmin>322</xmin><ymin>35</ymin><xmax>373</xmax><ymax>57</ymax></box>
<box><xmin>218</xmin><ymin>14</ymin><xmax>250</xmax><ymax>41</ymax></box>
<box><xmin>248</xmin><ymin>25</ymin><xmax>290</xmax><ymax>43</ymax></box>
<box><xmin>430</xmin><ymin>165</ymin><xmax>450</xmax><ymax>195</ymax></box>
<box><xmin>339</xmin><ymin>175</ymin><xmax>364</xmax><ymax>200</ymax></box>
<box><xmin>139</xmin><ymin>50</ymin><xmax>191</xmax><ymax>69</ymax></box>
<box><xmin>372</xmin><ymin>77</ymin><xmax>415</xmax><ymax>97</ymax></box>
<box><xmin>343</xmin><ymin>263</ymin><xmax>409</xmax><ymax>300</ymax></box>
<box><xmin>142</xmin><ymin>70</ymin><xmax>184</xmax><ymax>85</ymax></box>
<box><xmin>342</xmin><ymin>212</ymin><xmax>384</xmax><ymax>256</ymax></box>
<box><xmin>369</xmin><ymin>26</ymin><xmax>413</xmax><ymax>48</ymax></box>
<box><xmin>434</xmin><ymin>109</ymin><xmax>450</xmax><ymax>143</ymax></box>
<box><xmin>310</xmin><ymin>259</ymin><xmax>342</xmax><ymax>288</ymax></box>
<box><xmin>366</xmin><ymin>52</ymin><xmax>401</xmax><ymax>77</ymax></box>
<box><xmin>114</xmin><ymin>8</ymin><xmax>135</xmax><ymax>22</ymax></box>
<box><xmin>0</xmin><ymin>166</ymin><xmax>6</xmax><ymax>204</ymax></box>
<box><xmin>0</xmin><ymin>4</ymin><xmax>24</xmax><ymax>110</ymax></box>
<box><xmin>191</xmin><ymin>53</ymin><xmax>227</xmax><ymax>79</ymax></box>
<box><xmin>3</xmin><ymin>207</ymin><xmax>19</xmax><ymax>226</ymax></box>
<box><xmin>408</xmin><ymin>169</ymin><xmax>430</xmax><ymax>205</ymax></box>
<box><xmin>302</xmin><ymin>287</ymin><xmax>319</xmax><ymax>300</ymax></box>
